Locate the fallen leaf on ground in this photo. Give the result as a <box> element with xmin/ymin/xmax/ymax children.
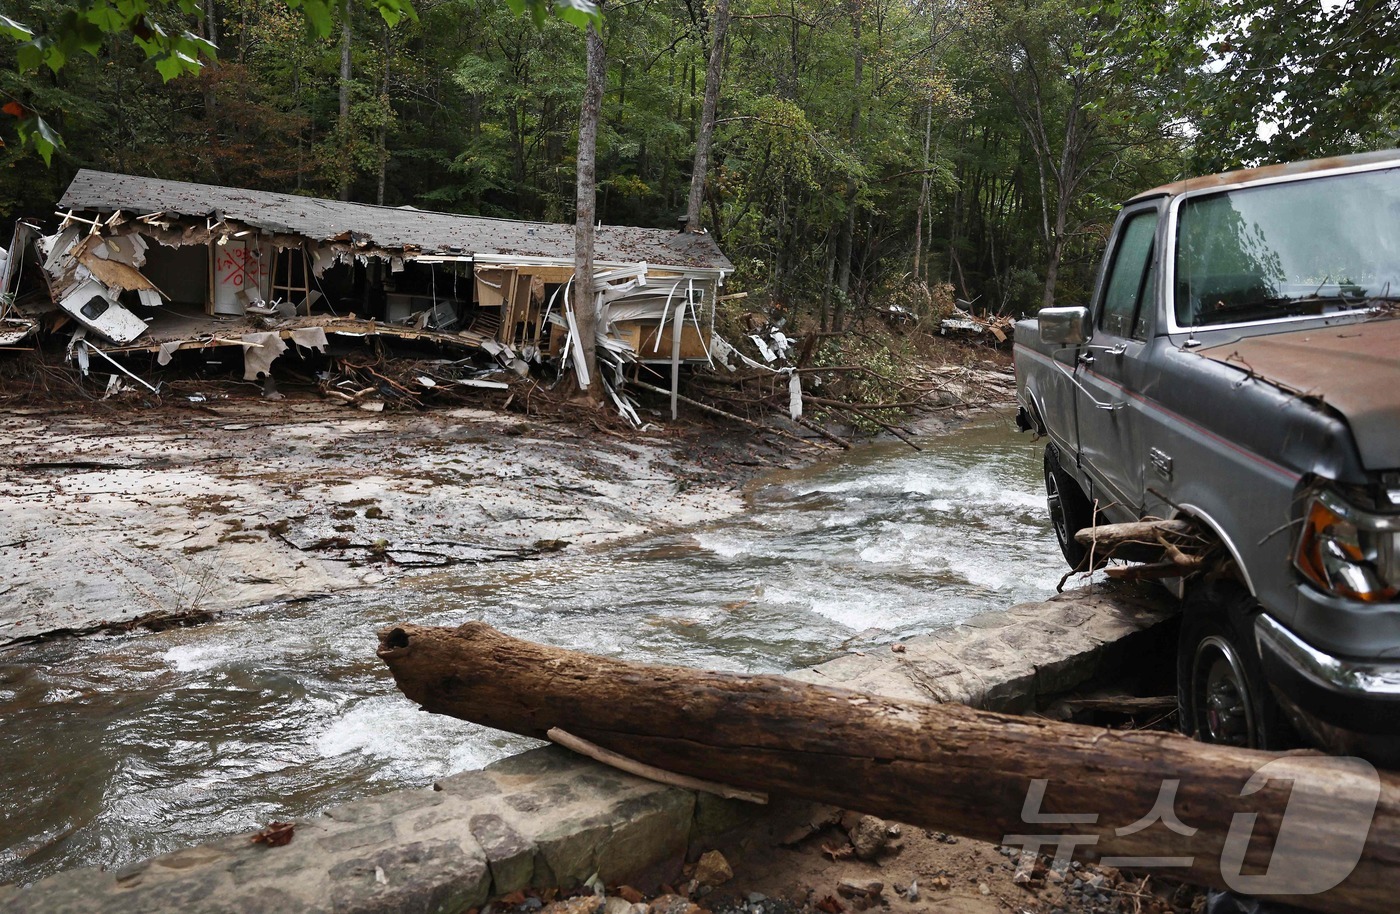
<box><xmin>250</xmin><ymin>821</ymin><xmax>295</xmax><ymax>847</ymax></box>
<box><xmin>821</xmin><ymin>842</ymin><xmax>854</xmax><ymax>860</ymax></box>
<box><xmin>816</xmin><ymin>896</ymin><xmax>845</xmax><ymax>914</ymax></box>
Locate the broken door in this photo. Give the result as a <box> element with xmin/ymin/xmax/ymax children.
<box><xmin>210</xmin><ymin>239</ymin><xmax>271</xmax><ymax>315</ymax></box>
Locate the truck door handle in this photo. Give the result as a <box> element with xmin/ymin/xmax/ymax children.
<box><xmin>1077</xmin><ymin>353</ymin><xmax>1095</xmax><ymax>366</ymax></box>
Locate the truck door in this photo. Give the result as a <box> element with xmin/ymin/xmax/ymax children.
<box><xmin>1074</xmin><ymin>203</ymin><xmax>1160</xmax><ymax>517</ymax></box>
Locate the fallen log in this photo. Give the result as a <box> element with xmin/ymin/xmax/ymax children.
<box><xmin>1076</xmin><ymin>519</ymin><xmax>1207</xmax><ymax>565</ymax></box>
<box><xmin>378</xmin><ymin>622</ymin><xmax>1396</xmax><ymax>914</ymax></box>
<box><xmin>1074</xmin><ymin>519</ymin><xmax>1201</xmax><ymax>550</ymax></box>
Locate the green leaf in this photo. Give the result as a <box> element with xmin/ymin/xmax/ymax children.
<box><xmin>83</xmin><ymin>5</ymin><xmax>128</xmax><ymax>35</ymax></box>
<box><xmin>15</xmin><ymin>38</ymin><xmax>44</xmax><ymax>72</ymax></box>
<box><xmin>0</xmin><ymin>14</ymin><xmax>34</xmax><ymax>41</ymax></box>
<box><xmin>43</xmin><ymin>41</ymin><xmax>67</xmax><ymax>73</ymax></box>
<box><xmin>154</xmin><ymin>53</ymin><xmax>188</xmax><ymax>81</ymax></box>
<box><xmin>17</xmin><ymin>114</ymin><xmax>63</xmax><ymax>166</ymax></box>
<box><xmin>366</xmin><ymin>0</ymin><xmax>417</xmax><ymax>28</ymax></box>
<box><xmin>302</xmin><ymin>0</ymin><xmax>335</xmax><ymax>37</ymax></box>
<box><xmin>552</xmin><ymin>0</ymin><xmax>600</xmax><ymax>28</ymax></box>
<box><xmin>502</xmin><ymin>0</ymin><xmax>599</xmax><ymax>30</ymax></box>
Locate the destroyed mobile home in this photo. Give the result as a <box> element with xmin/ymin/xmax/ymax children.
<box><xmin>0</xmin><ymin>170</ymin><xmax>738</xmax><ymax>419</ymax></box>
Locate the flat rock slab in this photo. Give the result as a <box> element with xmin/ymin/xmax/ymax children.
<box><xmin>789</xmin><ymin>583</ymin><xmax>1178</xmax><ymax>711</ymax></box>
<box><xmin>0</xmin><ymin>404</ymin><xmax>744</xmax><ymax>644</ymax></box>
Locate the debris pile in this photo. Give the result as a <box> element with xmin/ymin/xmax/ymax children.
<box><xmin>938</xmin><ymin>304</ymin><xmax>1015</xmax><ymax>344</ymax></box>
<box><xmin>683</xmin><ymin>328</ymin><xmax>1018</xmax><ymax>451</ymax></box>
<box><xmin>318</xmin><ymin>354</ymin><xmax>516</xmax><ymax>413</ymax></box>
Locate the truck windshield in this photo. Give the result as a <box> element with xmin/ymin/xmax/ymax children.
<box><xmin>1174</xmin><ymin>166</ymin><xmax>1400</xmax><ymax>328</ymax></box>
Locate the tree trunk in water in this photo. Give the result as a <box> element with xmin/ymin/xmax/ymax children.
<box><xmin>378</xmin><ymin>621</ymin><xmax>1396</xmax><ymax>914</ymax></box>
<box><xmin>685</xmin><ymin>0</ymin><xmax>730</xmax><ymax>233</ymax></box>
<box><xmin>338</xmin><ymin>0</ymin><xmax>353</xmax><ymax>201</ymax></box>
<box><xmin>573</xmin><ymin>20</ymin><xmax>606</xmax><ymax>399</ymax></box>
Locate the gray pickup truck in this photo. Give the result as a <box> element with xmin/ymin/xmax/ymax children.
<box><xmin>1013</xmin><ymin>149</ymin><xmax>1400</xmax><ymax>762</ymax></box>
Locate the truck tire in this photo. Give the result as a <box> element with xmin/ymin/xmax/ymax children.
<box><xmin>1177</xmin><ymin>582</ymin><xmax>1295</xmax><ymax>750</ymax></box>
<box><xmin>1043</xmin><ymin>444</ymin><xmax>1094</xmax><ymax>569</ymax></box>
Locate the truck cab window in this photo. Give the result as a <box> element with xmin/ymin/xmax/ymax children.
<box><xmin>1099</xmin><ymin>211</ymin><xmax>1157</xmax><ymax>338</ymax></box>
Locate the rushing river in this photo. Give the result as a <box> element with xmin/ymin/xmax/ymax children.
<box><xmin>0</xmin><ymin>411</ymin><xmax>1064</xmax><ymax>885</ymax></box>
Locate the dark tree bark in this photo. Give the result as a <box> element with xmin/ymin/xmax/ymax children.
<box><xmin>685</xmin><ymin>0</ymin><xmax>730</xmax><ymax>233</ymax></box>
<box><xmin>379</xmin><ymin>621</ymin><xmax>1398</xmax><ymax>914</ymax></box>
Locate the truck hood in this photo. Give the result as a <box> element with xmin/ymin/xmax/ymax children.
<box><xmin>1198</xmin><ymin>317</ymin><xmax>1400</xmax><ymax>470</ymax></box>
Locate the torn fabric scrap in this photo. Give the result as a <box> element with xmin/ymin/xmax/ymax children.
<box><xmin>788</xmin><ymin>371</ymin><xmax>803</xmax><ymax>420</ymax></box>
<box><xmin>749</xmin><ymin>334</ymin><xmax>776</xmax><ymax>363</ymax></box>
<box><xmin>157</xmin><ymin>341</ymin><xmax>183</xmax><ymax>366</ymax></box>
<box><xmin>289</xmin><ymin>327</ymin><xmax>329</xmax><ymax>353</ymax></box>
<box><xmin>242</xmin><ymin>331</ymin><xmax>287</xmax><ymax>380</ymax></box>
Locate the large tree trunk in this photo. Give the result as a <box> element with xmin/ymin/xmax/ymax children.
<box><xmin>684</xmin><ymin>0</ymin><xmax>730</xmax><ymax>233</ymax></box>
<box><xmin>202</xmin><ymin>0</ymin><xmax>221</xmax><ymax>181</ymax></box>
<box><xmin>833</xmin><ymin>0</ymin><xmax>863</xmax><ymax>332</ymax></box>
<box><xmin>376</xmin><ymin>24</ymin><xmax>391</xmax><ymax>206</ymax></box>
<box><xmin>572</xmin><ymin>20</ymin><xmax>606</xmax><ymax>398</ymax></box>
<box><xmin>379</xmin><ymin>621</ymin><xmax>1397</xmax><ymax>914</ymax></box>
<box><xmin>338</xmin><ymin>0</ymin><xmax>353</xmax><ymax>201</ymax></box>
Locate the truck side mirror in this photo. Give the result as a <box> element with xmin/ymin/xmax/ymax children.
<box><xmin>1038</xmin><ymin>306</ymin><xmax>1091</xmax><ymax>345</ymax></box>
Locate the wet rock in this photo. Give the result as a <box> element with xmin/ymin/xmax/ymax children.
<box><xmin>847</xmin><ymin>816</ymin><xmax>888</xmax><ymax>861</ymax></box>
<box><xmin>694</xmin><ymin>850</ymin><xmax>733</xmax><ymax>888</ymax></box>
<box><xmin>542</xmin><ymin>897</ymin><xmax>605</xmax><ymax>914</ymax></box>
<box><xmin>603</xmin><ymin>896</ymin><xmax>635</xmax><ymax>914</ymax></box>
<box><xmin>647</xmin><ymin>893</ymin><xmax>704</xmax><ymax>914</ymax></box>
<box><xmin>836</xmin><ymin>879</ymin><xmax>883</xmax><ymax>899</ymax></box>
<box><xmin>616</xmin><ymin>885</ymin><xmax>646</xmax><ymax>904</ymax></box>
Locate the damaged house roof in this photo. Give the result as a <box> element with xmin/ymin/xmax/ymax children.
<box><xmin>58</xmin><ymin>170</ymin><xmax>733</xmax><ymax>272</ymax></box>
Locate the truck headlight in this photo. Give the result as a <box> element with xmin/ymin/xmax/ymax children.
<box><xmin>1294</xmin><ymin>490</ymin><xmax>1400</xmax><ymax>602</ymax></box>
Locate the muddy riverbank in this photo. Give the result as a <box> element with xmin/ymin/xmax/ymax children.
<box><xmin>0</xmin><ymin>358</ymin><xmax>1013</xmax><ymax>645</ymax></box>
<box><xmin>0</xmin><ymin>401</ymin><xmax>773</xmax><ymax>644</ymax></box>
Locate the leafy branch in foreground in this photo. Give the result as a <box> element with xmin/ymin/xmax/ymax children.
<box><xmin>503</xmin><ymin>0</ymin><xmax>600</xmax><ymax>30</ymax></box>
<box><xmin>0</xmin><ymin>0</ymin><xmax>417</xmax><ymax>163</ymax></box>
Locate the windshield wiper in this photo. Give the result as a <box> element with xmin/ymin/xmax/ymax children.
<box><xmin>1196</xmin><ymin>293</ymin><xmax>1381</xmax><ymax>325</ymax></box>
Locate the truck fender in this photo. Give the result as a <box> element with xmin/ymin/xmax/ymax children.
<box><xmin>1171</xmin><ymin>503</ymin><xmax>1258</xmax><ymax>598</ymax></box>
<box><xmin>1017</xmin><ymin>384</ymin><xmax>1049</xmax><ymax>436</ymax></box>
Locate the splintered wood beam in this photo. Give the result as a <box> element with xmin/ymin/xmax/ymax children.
<box><xmin>379</xmin><ymin>622</ymin><xmax>1399</xmax><ymax>914</ymax></box>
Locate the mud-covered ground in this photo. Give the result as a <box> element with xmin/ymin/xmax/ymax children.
<box><xmin>0</xmin><ymin>398</ymin><xmax>787</xmax><ymax>644</ymax></box>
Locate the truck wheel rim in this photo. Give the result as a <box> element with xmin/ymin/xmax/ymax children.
<box><xmin>1046</xmin><ymin>471</ymin><xmax>1070</xmax><ymax>547</ymax></box>
<box><xmin>1193</xmin><ymin>635</ymin><xmax>1256</xmax><ymax>747</ymax></box>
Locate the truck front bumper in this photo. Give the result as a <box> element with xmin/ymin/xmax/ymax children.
<box><xmin>1256</xmin><ymin>613</ymin><xmax>1400</xmax><ymax>763</ymax></box>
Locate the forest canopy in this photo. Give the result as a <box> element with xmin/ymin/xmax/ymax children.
<box><xmin>1</xmin><ymin>0</ymin><xmax>1396</xmax><ymax>322</ymax></box>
